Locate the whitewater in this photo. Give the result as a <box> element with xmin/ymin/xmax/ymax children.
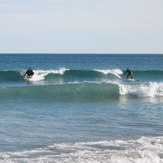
<box><xmin>0</xmin><ymin>54</ymin><xmax>163</xmax><ymax>163</ymax></box>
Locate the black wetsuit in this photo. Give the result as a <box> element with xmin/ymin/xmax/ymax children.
<box><xmin>124</xmin><ymin>69</ymin><xmax>133</xmax><ymax>79</ymax></box>
<box><xmin>26</xmin><ymin>69</ymin><xmax>34</xmax><ymax>77</ymax></box>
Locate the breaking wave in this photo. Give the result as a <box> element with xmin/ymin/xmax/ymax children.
<box><xmin>0</xmin><ymin>82</ymin><xmax>163</xmax><ymax>102</ymax></box>
<box><xmin>1</xmin><ymin>136</ymin><xmax>163</xmax><ymax>163</ymax></box>
<box><xmin>0</xmin><ymin>68</ymin><xmax>163</xmax><ymax>101</ymax></box>
<box><xmin>0</xmin><ymin>68</ymin><xmax>123</xmax><ymax>82</ymax></box>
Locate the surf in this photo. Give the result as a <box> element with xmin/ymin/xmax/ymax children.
<box><xmin>1</xmin><ymin>68</ymin><xmax>163</xmax><ymax>101</ymax></box>
<box><xmin>1</xmin><ymin>69</ymin><xmax>163</xmax><ymax>85</ymax></box>
<box><xmin>119</xmin><ymin>82</ymin><xmax>163</xmax><ymax>97</ymax></box>
<box><xmin>1</xmin><ymin>136</ymin><xmax>163</xmax><ymax>163</ymax></box>
<box><xmin>0</xmin><ymin>68</ymin><xmax>123</xmax><ymax>86</ymax></box>
<box><xmin>1</xmin><ymin>81</ymin><xmax>163</xmax><ymax>103</ymax></box>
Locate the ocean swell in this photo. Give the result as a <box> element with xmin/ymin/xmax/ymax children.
<box><xmin>0</xmin><ymin>68</ymin><xmax>123</xmax><ymax>84</ymax></box>
<box><xmin>0</xmin><ymin>82</ymin><xmax>119</xmax><ymax>102</ymax></box>
<box><xmin>1</xmin><ymin>69</ymin><xmax>163</xmax><ymax>84</ymax></box>
<box><xmin>1</xmin><ymin>81</ymin><xmax>163</xmax><ymax>102</ymax></box>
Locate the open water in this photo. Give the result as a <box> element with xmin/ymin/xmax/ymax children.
<box><xmin>0</xmin><ymin>54</ymin><xmax>163</xmax><ymax>163</ymax></box>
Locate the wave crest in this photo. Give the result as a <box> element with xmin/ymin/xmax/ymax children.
<box><xmin>120</xmin><ymin>82</ymin><xmax>163</xmax><ymax>97</ymax></box>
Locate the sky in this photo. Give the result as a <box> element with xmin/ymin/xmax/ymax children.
<box><xmin>0</xmin><ymin>0</ymin><xmax>163</xmax><ymax>54</ymax></box>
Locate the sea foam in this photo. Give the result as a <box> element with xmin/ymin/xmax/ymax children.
<box><xmin>23</xmin><ymin>68</ymin><xmax>69</xmax><ymax>81</ymax></box>
<box><xmin>95</xmin><ymin>69</ymin><xmax>123</xmax><ymax>78</ymax></box>
<box><xmin>1</xmin><ymin>136</ymin><xmax>163</xmax><ymax>163</ymax></box>
<box><xmin>119</xmin><ymin>82</ymin><xmax>163</xmax><ymax>97</ymax></box>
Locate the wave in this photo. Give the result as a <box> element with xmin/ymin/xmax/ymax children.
<box><xmin>29</xmin><ymin>68</ymin><xmax>123</xmax><ymax>81</ymax></box>
<box><xmin>0</xmin><ymin>82</ymin><xmax>119</xmax><ymax>102</ymax></box>
<box><xmin>0</xmin><ymin>68</ymin><xmax>123</xmax><ymax>84</ymax></box>
<box><xmin>1</xmin><ymin>81</ymin><xmax>163</xmax><ymax>102</ymax></box>
<box><xmin>132</xmin><ymin>70</ymin><xmax>163</xmax><ymax>81</ymax></box>
<box><xmin>0</xmin><ymin>70</ymin><xmax>23</xmax><ymax>82</ymax></box>
<box><xmin>120</xmin><ymin>82</ymin><xmax>163</xmax><ymax>97</ymax></box>
<box><xmin>1</xmin><ymin>68</ymin><xmax>163</xmax><ymax>102</ymax></box>
<box><xmin>1</xmin><ymin>136</ymin><xmax>163</xmax><ymax>162</ymax></box>
<box><xmin>1</xmin><ymin>68</ymin><xmax>163</xmax><ymax>84</ymax></box>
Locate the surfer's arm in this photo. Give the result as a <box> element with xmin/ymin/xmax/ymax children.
<box><xmin>23</xmin><ymin>74</ymin><xmax>26</xmax><ymax>78</ymax></box>
<box><xmin>23</xmin><ymin>71</ymin><xmax>28</xmax><ymax>77</ymax></box>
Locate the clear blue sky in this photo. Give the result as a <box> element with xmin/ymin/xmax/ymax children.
<box><xmin>0</xmin><ymin>0</ymin><xmax>163</xmax><ymax>54</ymax></box>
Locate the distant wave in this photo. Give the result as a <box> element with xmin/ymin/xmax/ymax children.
<box><xmin>95</xmin><ymin>69</ymin><xmax>123</xmax><ymax>78</ymax></box>
<box><xmin>1</xmin><ymin>68</ymin><xmax>163</xmax><ymax>84</ymax></box>
<box><xmin>0</xmin><ymin>68</ymin><xmax>123</xmax><ymax>83</ymax></box>
<box><xmin>0</xmin><ymin>70</ymin><xmax>22</xmax><ymax>82</ymax></box>
<box><xmin>34</xmin><ymin>68</ymin><xmax>123</xmax><ymax>81</ymax></box>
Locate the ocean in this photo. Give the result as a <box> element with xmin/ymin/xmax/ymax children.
<box><xmin>0</xmin><ymin>54</ymin><xmax>163</xmax><ymax>163</ymax></box>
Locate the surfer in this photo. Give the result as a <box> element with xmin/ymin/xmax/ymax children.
<box><xmin>124</xmin><ymin>68</ymin><xmax>133</xmax><ymax>79</ymax></box>
<box><xmin>24</xmin><ymin>68</ymin><xmax>34</xmax><ymax>78</ymax></box>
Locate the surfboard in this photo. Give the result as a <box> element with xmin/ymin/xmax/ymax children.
<box><xmin>23</xmin><ymin>76</ymin><xmax>33</xmax><ymax>81</ymax></box>
<box><xmin>127</xmin><ymin>79</ymin><xmax>140</xmax><ymax>81</ymax></box>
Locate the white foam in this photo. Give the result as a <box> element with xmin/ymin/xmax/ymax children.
<box><xmin>119</xmin><ymin>82</ymin><xmax>163</xmax><ymax>97</ymax></box>
<box><xmin>1</xmin><ymin>136</ymin><xmax>163</xmax><ymax>163</ymax></box>
<box><xmin>95</xmin><ymin>69</ymin><xmax>123</xmax><ymax>78</ymax></box>
<box><xmin>23</xmin><ymin>68</ymin><xmax>68</xmax><ymax>81</ymax></box>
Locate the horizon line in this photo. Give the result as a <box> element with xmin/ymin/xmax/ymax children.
<box><xmin>0</xmin><ymin>53</ymin><xmax>162</xmax><ymax>55</ymax></box>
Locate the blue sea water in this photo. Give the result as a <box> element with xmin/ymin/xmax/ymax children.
<box><xmin>0</xmin><ymin>54</ymin><xmax>163</xmax><ymax>162</ymax></box>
